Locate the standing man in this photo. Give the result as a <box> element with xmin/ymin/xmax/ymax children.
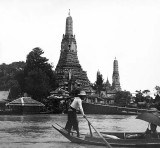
<box><xmin>65</xmin><ymin>90</ymin><xmax>86</xmax><ymax>137</ymax></box>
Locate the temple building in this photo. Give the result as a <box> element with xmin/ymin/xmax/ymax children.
<box><xmin>112</xmin><ymin>57</ymin><xmax>121</xmax><ymax>91</ymax></box>
<box><xmin>103</xmin><ymin>58</ymin><xmax>121</xmax><ymax>92</ymax></box>
<box><xmin>55</xmin><ymin>10</ymin><xmax>90</xmax><ymax>91</ymax></box>
<box><xmin>99</xmin><ymin>58</ymin><xmax>121</xmax><ymax>104</ymax></box>
<box><xmin>104</xmin><ymin>57</ymin><xmax>121</xmax><ymax>91</ymax></box>
<box><xmin>105</xmin><ymin>77</ymin><xmax>111</xmax><ymax>91</ymax></box>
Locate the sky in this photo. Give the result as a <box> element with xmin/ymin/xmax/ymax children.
<box><xmin>0</xmin><ymin>0</ymin><xmax>160</xmax><ymax>94</ymax></box>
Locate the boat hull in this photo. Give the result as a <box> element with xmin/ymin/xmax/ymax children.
<box><xmin>52</xmin><ymin>124</ymin><xmax>160</xmax><ymax>147</ymax></box>
<box><xmin>82</xmin><ymin>102</ymin><xmax>157</xmax><ymax>115</ymax></box>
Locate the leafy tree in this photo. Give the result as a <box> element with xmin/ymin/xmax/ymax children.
<box><xmin>134</xmin><ymin>90</ymin><xmax>154</xmax><ymax>108</ymax></box>
<box><xmin>0</xmin><ymin>62</ymin><xmax>25</xmax><ymax>93</ymax></box>
<box><xmin>114</xmin><ymin>91</ymin><xmax>132</xmax><ymax>106</ymax></box>
<box><xmin>0</xmin><ymin>63</ymin><xmax>7</xmax><ymax>77</ymax></box>
<box><xmin>24</xmin><ymin>47</ymin><xmax>57</xmax><ymax>101</ymax></box>
<box><xmin>154</xmin><ymin>86</ymin><xmax>160</xmax><ymax>110</ymax></box>
<box><xmin>10</xmin><ymin>62</ymin><xmax>26</xmax><ymax>95</ymax></box>
<box><xmin>7</xmin><ymin>79</ymin><xmax>21</xmax><ymax>101</ymax></box>
<box><xmin>142</xmin><ymin>90</ymin><xmax>150</xmax><ymax>95</ymax></box>
<box><xmin>14</xmin><ymin>70</ymin><xmax>25</xmax><ymax>93</ymax></box>
<box><xmin>0</xmin><ymin>63</ymin><xmax>11</xmax><ymax>90</ymax></box>
<box><xmin>25</xmin><ymin>68</ymin><xmax>50</xmax><ymax>100</ymax></box>
<box><xmin>135</xmin><ymin>90</ymin><xmax>144</xmax><ymax>103</ymax></box>
<box><xmin>142</xmin><ymin>89</ymin><xmax>152</xmax><ymax>103</ymax></box>
<box><xmin>95</xmin><ymin>70</ymin><xmax>104</xmax><ymax>96</ymax></box>
<box><xmin>155</xmin><ymin>86</ymin><xmax>160</xmax><ymax>94</ymax></box>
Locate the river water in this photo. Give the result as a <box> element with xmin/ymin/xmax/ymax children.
<box><xmin>0</xmin><ymin>114</ymin><xmax>159</xmax><ymax>148</ymax></box>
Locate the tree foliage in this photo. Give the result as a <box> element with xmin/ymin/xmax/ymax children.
<box><xmin>155</xmin><ymin>86</ymin><xmax>160</xmax><ymax>94</ymax></box>
<box><xmin>114</xmin><ymin>90</ymin><xmax>132</xmax><ymax>106</ymax></box>
<box><xmin>135</xmin><ymin>90</ymin><xmax>152</xmax><ymax>103</ymax></box>
<box><xmin>0</xmin><ymin>62</ymin><xmax>26</xmax><ymax>100</ymax></box>
<box><xmin>24</xmin><ymin>47</ymin><xmax>57</xmax><ymax>101</ymax></box>
<box><xmin>7</xmin><ymin>79</ymin><xmax>21</xmax><ymax>101</ymax></box>
<box><xmin>142</xmin><ymin>89</ymin><xmax>150</xmax><ymax>94</ymax></box>
<box><xmin>135</xmin><ymin>90</ymin><xmax>144</xmax><ymax>103</ymax></box>
<box><xmin>0</xmin><ymin>48</ymin><xmax>57</xmax><ymax>103</ymax></box>
<box><xmin>95</xmin><ymin>71</ymin><xmax>104</xmax><ymax>95</ymax></box>
<box><xmin>24</xmin><ymin>68</ymin><xmax>50</xmax><ymax>100</ymax></box>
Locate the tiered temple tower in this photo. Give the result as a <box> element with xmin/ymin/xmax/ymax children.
<box><xmin>55</xmin><ymin>10</ymin><xmax>90</xmax><ymax>90</ymax></box>
<box><xmin>112</xmin><ymin>57</ymin><xmax>121</xmax><ymax>91</ymax></box>
<box><xmin>105</xmin><ymin>77</ymin><xmax>111</xmax><ymax>91</ymax></box>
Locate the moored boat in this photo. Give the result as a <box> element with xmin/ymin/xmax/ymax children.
<box><xmin>82</xmin><ymin>102</ymin><xmax>159</xmax><ymax>115</ymax></box>
<box><xmin>53</xmin><ymin>123</ymin><xmax>160</xmax><ymax>147</ymax></box>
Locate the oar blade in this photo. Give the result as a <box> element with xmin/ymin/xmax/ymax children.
<box><xmin>84</xmin><ymin>116</ymin><xmax>112</xmax><ymax>148</ymax></box>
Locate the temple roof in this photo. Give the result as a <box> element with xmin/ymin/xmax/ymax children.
<box><xmin>6</xmin><ymin>97</ymin><xmax>45</xmax><ymax>107</ymax></box>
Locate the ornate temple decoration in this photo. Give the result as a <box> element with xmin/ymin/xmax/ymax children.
<box><xmin>55</xmin><ymin>10</ymin><xmax>90</xmax><ymax>91</ymax></box>
<box><xmin>112</xmin><ymin>57</ymin><xmax>121</xmax><ymax>91</ymax></box>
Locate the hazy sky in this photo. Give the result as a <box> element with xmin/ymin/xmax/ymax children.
<box><xmin>0</xmin><ymin>0</ymin><xmax>160</xmax><ymax>93</ymax></box>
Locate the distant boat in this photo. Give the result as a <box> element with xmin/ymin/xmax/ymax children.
<box><xmin>82</xmin><ymin>102</ymin><xmax>158</xmax><ymax>115</ymax></box>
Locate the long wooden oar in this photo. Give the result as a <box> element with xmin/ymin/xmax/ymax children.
<box><xmin>84</xmin><ymin>116</ymin><xmax>112</xmax><ymax>148</ymax></box>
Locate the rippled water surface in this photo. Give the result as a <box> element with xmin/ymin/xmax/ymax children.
<box><xmin>0</xmin><ymin>114</ymin><xmax>159</xmax><ymax>148</ymax></box>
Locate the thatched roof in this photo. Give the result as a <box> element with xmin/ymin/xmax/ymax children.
<box><xmin>6</xmin><ymin>97</ymin><xmax>45</xmax><ymax>107</ymax></box>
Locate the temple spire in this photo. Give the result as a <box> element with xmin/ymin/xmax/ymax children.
<box><xmin>55</xmin><ymin>11</ymin><xmax>90</xmax><ymax>90</ymax></box>
<box><xmin>113</xmin><ymin>57</ymin><xmax>118</xmax><ymax>72</ymax></box>
<box><xmin>68</xmin><ymin>9</ymin><xmax>70</xmax><ymax>16</ymax></box>
<box><xmin>65</xmin><ymin>9</ymin><xmax>73</xmax><ymax>35</ymax></box>
<box><xmin>112</xmin><ymin>58</ymin><xmax>121</xmax><ymax>91</ymax></box>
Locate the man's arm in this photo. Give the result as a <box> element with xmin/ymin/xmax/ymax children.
<box><xmin>78</xmin><ymin>99</ymin><xmax>85</xmax><ymax>117</ymax></box>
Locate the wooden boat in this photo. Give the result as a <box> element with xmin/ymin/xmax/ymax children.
<box><xmin>52</xmin><ymin>123</ymin><xmax>160</xmax><ymax>147</ymax></box>
<box><xmin>82</xmin><ymin>102</ymin><xmax>159</xmax><ymax>115</ymax></box>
